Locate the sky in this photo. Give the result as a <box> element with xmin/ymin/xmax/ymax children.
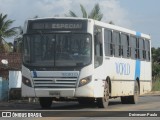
<box><xmin>0</xmin><ymin>0</ymin><xmax>160</xmax><ymax>48</ymax></box>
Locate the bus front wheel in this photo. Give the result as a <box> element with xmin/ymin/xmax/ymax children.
<box><xmin>39</xmin><ymin>97</ymin><xmax>52</xmax><ymax>109</ymax></box>
<box><xmin>97</xmin><ymin>81</ymin><xmax>109</xmax><ymax>108</ymax></box>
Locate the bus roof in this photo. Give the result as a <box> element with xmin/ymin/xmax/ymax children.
<box><xmin>25</xmin><ymin>17</ymin><xmax>151</xmax><ymax>40</ymax></box>
<box><xmin>94</xmin><ymin>20</ymin><xmax>151</xmax><ymax>40</ymax></box>
<box><xmin>27</xmin><ymin>17</ymin><xmax>89</xmax><ymax>21</ymax></box>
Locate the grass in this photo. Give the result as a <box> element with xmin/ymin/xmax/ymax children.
<box><xmin>152</xmin><ymin>79</ymin><xmax>160</xmax><ymax>91</ymax></box>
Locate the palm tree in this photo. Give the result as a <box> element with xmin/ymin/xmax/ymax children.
<box><xmin>0</xmin><ymin>13</ymin><xmax>17</xmax><ymax>53</ymax></box>
<box><xmin>65</xmin><ymin>3</ymin><xmax>103</xmax><ymax>21</ymax></box>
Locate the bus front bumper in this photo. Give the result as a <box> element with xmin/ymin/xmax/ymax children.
<box><xmin>34</xmin><ymin>88</ymin><xmax>75</xmax><ymax>97</ymax></box>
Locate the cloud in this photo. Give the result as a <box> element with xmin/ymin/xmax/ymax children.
<box><xmin>0</xmin><ymin>0</ymin><xmax>131</xmax><ymax>27</ymax></box>
<box><xmin>1</xmin><ymin>0</ymin><xmax>159</xmax><ymax>48</ymax></box>
<box><xmin>100</xmin><ymin>0</ymin><xmax>131</xmax><ymax>27</ymax></box>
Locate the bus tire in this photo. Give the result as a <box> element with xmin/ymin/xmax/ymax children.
<box><xmin>121</xmin><ymin>81</ymin><xmax>139</xmax><ymax>104</ymax></box>
<box><xmin>39</xmin><ymin>97</ymin><xmax>52</xmax><ymax>109</ymax></box>
<box><xmin>129</xmin><ymin>80</ymin><xmax>139</xmax><ymax>104</ymax></box>
<box><xmin>97</xmin><ymin>81</ymin><xmax>109</xmax><ymax>108</ymax></box>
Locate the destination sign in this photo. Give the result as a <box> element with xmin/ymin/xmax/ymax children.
<box><xmin>29</xmin><ymin>19</ymin><xmax>87</xmax><ymax>32</ymax></box>
<box><xmin>32</xmin><ymin>23</ymin><xmax>83</xmax><ymax>29</ymax></box>
<box><xmin>52</xmin><ymin>23</ymin><xmax>82</xmax><ymax>29</ymax></box>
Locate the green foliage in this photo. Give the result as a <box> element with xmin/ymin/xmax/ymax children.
<box><xmin>0</xmin><ymin>13</ymin><xmax>17</xmax><ymax>38</ymax></box>
<box><xmin>0</xmin><ymin>13</ymin><xmax>17</xmax><ymax>53</ymax></box>
<box><xmin>152</xmin><ymin>47</ymin><xmax>160</xmax><ymax>81</ymax></box>
<box><xmin>88</xmin><ymin>3</ymin><xmax>103</xmax><ymax>21</ymax></box>
<box><xmin>65</xmin><ymin>3</ymin><xmax>103</xmax><ymax>21</ymax></box>
<box><xmin>152</xmin><ymin>79</ymin><xmax>160</xmax><ymax>91</ymax></box>
<box><xmin>13</xmin><ymin>35</ymin><xmax>23</xmax><ymax>53</ymax></box>
<box><xmin>152</xmin><ymin>47</ymin><xmax>160</xmax><ymax>63</ymax></box>
<box><xmin>80</xmin><ymin>4</ymin><xmax>87</xmax><ymax>18</ymax></box>
<box><xmin>152</xmin><ymin>62</ymin><xmax>160</xmax><ymax>78</ymax></box>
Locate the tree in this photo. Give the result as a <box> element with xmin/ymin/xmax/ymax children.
<box><xmin>152</xmin><ymin>47</ymin><xmax>160</xmax><ymax>63</ymax></box>
<box><xmin>65</xmin><ymin>3</ymin><xmax>103</xmax><ymax>21</ymax></box>
<box><xmin>0</xmin><ymin>13</ymin><xmax>17</xmax><ymax>53</ymax></box>
<box><xmin>152</xmin><ymin>47</ymin><xmax>160</xmax><ymax>81</ymax></box>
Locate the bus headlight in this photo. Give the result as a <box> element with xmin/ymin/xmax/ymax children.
<box><xmin>22</xmin><ymin>76</ymin><xmax>32</xmax><ymax>87</ymax></box>
<box><xmin>78</xmin><ymin>76</ymin><xmax>92</xmax><ymax>87</ymax></box>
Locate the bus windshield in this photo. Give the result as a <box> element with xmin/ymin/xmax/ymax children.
<box><xmin>23</xmin><ymin>33</ymin><xmax>92</xmax><ymax>67</ymax></box>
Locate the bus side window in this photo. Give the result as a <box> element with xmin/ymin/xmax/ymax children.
<box><xmin>104</xmin><ymin>29</ymin><xmax>112</xmax><ymax>56</ymax></box>
<box><xmin>127</xmin><ymin>36</ymin><xmax>131</xmax><ymax>58</ymax></box>
<box><xmin>110</xmin><ymin>31</ymin><xmax>115</xmax><ymax>56</ymax></box>
<box><xmin>130</xmin><ymin>36</ymin><xmax>136</xmax><ymax>59</ymax></box>
<box><xmin>139</xmin><ymin>38</ymin><xmax>144</xmax><ymax>60</ymax></box>
<box><xmin>94</xmin><ymin>27</ymin><xmax>103</xmax><ymax>68</ymax></box>
<box><xmin>121</xmin><ymin>33</ymin><xmax>130</xmax><ymax>58</ymax></box>
<box><xmin>143</xmin><ymin>39</ymin><xmax>146</xmax><ymax>60</ymax></box>
<box><xmin>136</xmin><ymin>38</ymin><xmax>140</xmax><ymax>59</ymax></box>
<box><xmin>145</xmin><ymin>40</ymin><xmax>150</xmax><ymax>61</ymax></box>
<box><xmin>148</xmin><ymin>41</ymin><xmax>151</xmax><ymax>61</ymax></box>
<box><xmin>113</xmin><ymin>31</ymin><xmax>120</xmax><ymax>57</ymax></box>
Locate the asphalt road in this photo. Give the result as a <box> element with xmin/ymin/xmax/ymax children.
<box><xmin>1</xmin><ymin>94</ymin><xmax>160</xmax><ymax>111</ymax></box>
<box><xmin>0</xmin><ymin>94</ymin><xmax>160</xmax><ymax>120</ymax></box>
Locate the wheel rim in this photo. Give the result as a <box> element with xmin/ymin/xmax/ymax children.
<box><xmin>103</xmin><ymin>82</ymin><xmax>109</xmax><ymax>103</ymax></box>
<box><xmin>134</xmin><ymin>82</ymin><xmax>139</xmax><ymax>102</ymax></box>
<box><xmin>97</xmin><ymin>81</ymin><xmax>109</xmax><ymax>108</ymax></box>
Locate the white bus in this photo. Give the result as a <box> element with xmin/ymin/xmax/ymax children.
<box><xmin>22</xmin><ymin>17</ymin><xmax>152</xmax><ymax>108</ymax></box>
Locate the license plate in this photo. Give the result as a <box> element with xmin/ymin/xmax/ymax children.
<box><xmin>49</xmin><ymin>91</ymin><xmax>60</xmax><ymax>96</ymax></box>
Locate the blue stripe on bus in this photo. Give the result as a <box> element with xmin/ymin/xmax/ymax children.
<box><xmin>33</xmin><ymin>71</ymin><xmax>37</xmax><ymax>78</ymax></box>
<box><xmin>135</xmin><ymin>60</ymin><xmax>141</xmax><ymax>80</ymax></box>
<box><xmin>136</xmin><ymin>32</ymin><xmax>141</xmax><ymax>37</ymax></box>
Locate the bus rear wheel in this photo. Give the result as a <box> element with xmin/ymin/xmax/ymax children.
<box><xmin>121</xmin><ymin>81</ymin><xmax>139</xmax><ymax>104</ymax></box>
<box><xmin>39</xmin><ymin>97</ymin><xmax>52</xmax><ymax>109</ymax></box>
<box><xmin>97</xmin><ymin>81</ymin><xmax>109</xmax><ymax>108</ymax></box>
<box><xmin>129</xmin><ymin>81</ymin><xmax>139</xmax><ymax>104</ymax></box>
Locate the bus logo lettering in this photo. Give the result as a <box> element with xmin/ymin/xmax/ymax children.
<box><xmin>115</xmin><ymin>62</ymin><xmax>130</xmax><ymax>75</ymax></box>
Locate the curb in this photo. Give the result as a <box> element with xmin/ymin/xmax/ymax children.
<box><xmin>145</xmin><ymin>91</ymin><xmax>160</xmax><ymax>95</ymax></box>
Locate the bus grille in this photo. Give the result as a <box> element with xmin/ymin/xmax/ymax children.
<box><xmin>33</xmin><ymin>77</ymin><xmax>77</xmax><ymax>88</ymax></box>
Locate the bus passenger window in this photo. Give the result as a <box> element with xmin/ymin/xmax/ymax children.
<box><xmin>127</xmin><ymin>36</ymin><xmax>131</xmax><ymax>58</ymax></box>
<box><xmin>143</xmin><ymin>40</ymin><xmax>146</xmax><ymax>60</ymax></box>
<box><xmin>130</xmin><ymin>36</ymin><xmax>136</xmax><ymax>59</ymax></box>
<box><xmin>139</xmin><ymin>38</ymin><xmax>144</xmax><ymax>60</ymax></box>
<box><xmin>145</xmin><ymin>40</ymin><xmax>150</xmax><ymax>61</ymax></box>
<box><xmin>94</xmin><ymin>28</ymin><xmax>103</xmax><ymax>68</ymax></box>
<box><xmin>121</xmin><ymin>33</ymin><xmax>130</xmax><ymax>58</ymax></box>
<box><xmin>104</xmin><ymin>29</ymin><xmax>113</xmax><ymax>56</ymax></box>
<box><xmin>136</xmin><ymin>38</ymin><xmax>140</xmax><ymax>59</ymax></box>
<box><xmin>113</xmin><ymin>31</ymin><xmax>120</xmax><ymax>57</ymax></box>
